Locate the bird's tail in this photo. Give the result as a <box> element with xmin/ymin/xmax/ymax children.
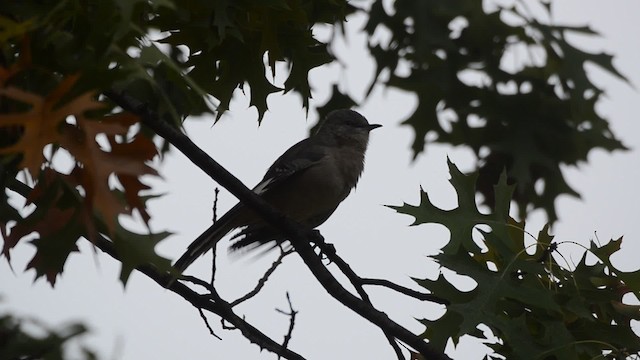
<box><xmin>172</xmin><ymin>206</ymin><xmax>240</xmax><ymax>274</ymax></box>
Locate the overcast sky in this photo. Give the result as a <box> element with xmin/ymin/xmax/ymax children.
<box><xmin>2</xmin><ymin>1</ymin><xmax>639</xmax><ymax>359</ymax></box>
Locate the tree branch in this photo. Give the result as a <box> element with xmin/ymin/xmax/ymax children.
<box><xmin>316</xmin><ymin>240</ymin><xmax>404</xmax><ymax>359</ymax></box>
<box><xmin>93</xmin><ymin>234</ymin><xmax>306</xmax><ymax>360</ymax></box>
<box><xmin>231</xmin><ymin>247</ymin><xmax>294</xmax><ymax>307</ymax></box>
<box><xmin>104</xmin><ymin>90</ymin><xmax>451</xmax><ymax>360</ymax></box>
<box><xmin>360</xmin><ymin>278</ymin><xmax>450</xmax><ymax>305</ymax></box>
<box><xmin>275</xmin><ymin>292</ymin><xmax>298</xmax><ymax>358</ymax></box>
<box><xmin>5</xmin><ymin>178</ymin><xmax>306</xmax><ymax>360</ymax></box>
<box><xmin>198</xmin><ymin>308</ymin><xmax>222</xmax><ymax>340</ymax></box>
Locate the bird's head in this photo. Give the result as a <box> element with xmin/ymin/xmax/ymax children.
<box><xmin>315</xmin><ymin>109</ymin><xmax>381</xmax><ymax>146</ymax></box>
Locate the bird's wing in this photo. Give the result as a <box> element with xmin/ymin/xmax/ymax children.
<box><xmin>252</xmin><ymin>137</ymin><xmax>327</xmax><ymax>195</ymax></box>
<box><xmin>173</xmin><ymin>137</ymin><xmax>329</xmax><ymax>272</ymax></box>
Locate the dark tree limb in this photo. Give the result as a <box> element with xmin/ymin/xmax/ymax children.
<box><xmin>104</xmin><ymin>90</ymin><xmax>451</xmax><ymax>360</ymax></box>
<box><xmin>5</xmin><ymin>179</ymin><xmax>306</xmax><ymax>360</ymax></box>
<box><xmin>360</xmin><ymin>278</ymin><xmax>450</xmax><ymax>305</ymax></box>
<box><xmin>93</xmin><ymin>234</ymin><xmax>306</xmax><ymax>360</ymax></box>
<box><xmin>315</xmin><ymin>240</ymin><xmax>404</xmax><ymax>359</ymax></box>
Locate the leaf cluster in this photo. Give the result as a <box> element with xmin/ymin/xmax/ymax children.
<box><xmin>392</xmin><ymin>160</ymin><xmax>640</xmax><ymax>359</ymax></box>
<box><xmin>150</xmin><ymin>0</ymin><xmax>344</xmax><ymax>117</ymax></box>
<box><xmin>1</xmin><ymin>0</ymin><xmax>346</xmax><ymax>285</ymax></box>
<box><xmin>0</xmin><ymin>69</ymin><xmax>170</xmax><ymax>284</ymax></box>
<box><xmin>0</xmin><ymin>312</ymin><xmax>96</xmax><ymax>360</ymax></box>
<box><xmin>357</xmin><ymin>0</ymin><xmax>627</xmax><ymax>222</ymax></box>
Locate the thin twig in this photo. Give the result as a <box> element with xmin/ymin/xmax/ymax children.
<box><xmin>210</xmin><ymin>187</ymin><xmax>221</xmax><ymax>287</ymax></box>
<box><xmin>98</xmin><ymin>235</ymin><xmax>303</xmax><ymax>359</ymax></box>
<box><xmin>221</xmin><ymin>318</ymin><xmax>236</xmax><ymax>331</ymax></box>
<box><xmin>180</xmin><ymin>275</ymin><xmax>217</xmax><ymax>294</ymax></box>
<box><xmin>212</xmin><ymin>187</ymin><xmax>220</xmax><ymax>222</ymax></box>
<box><xmin>360</xmin><ymin>278</ymin><xmax>450</xmax><ymax>305</ymax></box>
<box><xmin>198</xmin><ymin>308</ymin><xmax>222</xmax><ymax>340</ymax></box>
<box><xmin>231</xmin><ymin>248</ymin><xmax>294</xmax><ymax>307</ymax></box>
<box><xmin>317</xmin><ymin>241</ymin><xmax>404</xmax><ymax>360</ymax></box>
<box><xmin>275</xmin><ymin>292</ymin><xmax>298</xmax><ymax>359</ymax></box>
<box><xmin>210</xmin><ymin>243</ymin><xmax>218</xmax><ymax>287</ymax></box>
<box><xmin>316</xmin><ymin>241</ymin><xmax>371</xmax><ymax>302</ymax></box>
<box><xmin>7</xmin><ymin>166</ymin><xmax>306</xmax><ymax>360</ymax></box>
<box><xmin>109</xmin><ymin>238</ymin><xmax>304</xmax><ymax>358</ymax></box>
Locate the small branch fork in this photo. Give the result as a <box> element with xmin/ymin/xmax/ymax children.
<box><xmin>97</xmin><ymin>234</ymin><xmax>306</xmax><ymax>360</ymax></box>
<box><xmin>276</xmin><ymin>292</ymin><xmax>298</xmax><ymax>358</ymax></box>
<box><xmin>100</xmin><ymin>90</ymin><xmax>451</xmax><ymax>360</ymax></box>
<box><xmin>231</xmin><ymin>247</ymin><xmax>295</xmax><ymax>307</ymax></box>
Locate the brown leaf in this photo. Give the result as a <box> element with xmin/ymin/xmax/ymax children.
<box><xmin>24</xmin><ymin>207</ymin><xmax>79</xmax><ymax>285</ymax></box>
<box><xmin>2</xmin><ymin>169</ymin><xmax>86</xmax><ymax>285</ymax></box>
<box><xmin>1</xmin><ymin>73</ymin><xmax>158</xmax><ymax>245</ymax></box>
<box><xmin>59</xmin><ymin>113</ymin><xmax>157</xmax><ymax>232</ymax></box>
<box><xmin>0</xmin><ymin>74</ymin><xmax>103</xmax><ymax>176</ymax></box>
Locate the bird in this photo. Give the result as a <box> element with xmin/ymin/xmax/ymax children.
<box><xmin>173</xmin><ymin>109</ymin><xmax>381</xmax><ymax>273</ymax></box>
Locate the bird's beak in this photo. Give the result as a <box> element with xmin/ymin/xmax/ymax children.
<box><xmin>368</xmin><ymin>124</ymin><xmax>382</xmax><ymax>131</ymax></box>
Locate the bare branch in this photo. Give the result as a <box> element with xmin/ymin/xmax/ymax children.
<box><xmin>104</xmin><ymin>90</ymin><xmax>451</xmax><ymax>360</ymax></box>
<box><xmin>231</xmin><ymin>247</ymin><xmax>294</xmax><ymax>307</ymax></box>
<box><xmin>315</xmin><ymin>240</ymin><xmax>404</xmax><ymax>360</ymax></box>
<box><xmin>198</xmin><ymin>308</ymin><xmax>222</xmax><ymax>340</ymax></box>
<box><xmin>210</xmin><ymin>243</ymin><xmax>218</xmax><ymax>287</ymax></box>
<box><xmin>275</xmin><ymin>292</ymin><xmax>298</xmax><ymax>358</ymax></box>
<box><xmin>360</xmin><ymin>278</ymin><xmax>450</xmax><ymax>305</ymax></box>
<box><xmin>212</xmin><ymin>187</ymin><xmax>220</xmax><ymax>223</ymax></box>
<box><xmin>180</xmin><ymin>275</ymin><xmax>217</xmax><ymax>294</ymax></box>
<box><xmin>315</xmin><ymin>240</ymin><xmax>371</xmax><ymax>301</ymax></box>
<box><xmin>93</xmin><ymin>234</ymin><xmax>306</xmax><ymax>360</ymax></box>
<box><xmin>5</xmin><ymin>174</ymin><xmax>306</xmax><ymax>360</ymax></box>
<box><xmin>210</xmin><ymin>188</ymin><xmax>221</xmax><ymax>287</ymax></box>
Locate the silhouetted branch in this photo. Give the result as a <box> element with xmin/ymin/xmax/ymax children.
<box><xmin>104</xmin><ymin>90</ymin><xmax>451</xmax><ymax>360</ymax></box>
<box><xmin>93</xmin><ymin>235</ymin><xmax>306</xmax><ymax>360</ymax></box>
<box><xmin>198</xmin><ymin>308</ymin><xmax>222</xmax><ymax>340</ymax></box>
<box><xmin>275</xmin><ymin>292</ymin><xmax>298</xmax><ymax>358</ymax></box>
<box><xmin>5</xmin><ymin>179</ymin><xmax>306</xmax><ymax>360</ymax></box>
<box><xmin>317</xmin><ymin>241</ymin><xmax>404</xmax><ymax>359</ymax></box>
<box><xmin>231</xmin><ymin>247</ymin><xmax>294</xmax><ymax>307</ymax></box>
<box><xmin>360</xmin><ymin>278</ymin><xmax>450</xmax><ymax>305</ymax></box>
<box><xmin>210</xmin><ymin>188</ymin><xmax>221</xmax><ymax>286</ymax></box>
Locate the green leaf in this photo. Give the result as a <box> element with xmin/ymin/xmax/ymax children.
<box><xmin>3</xmin><ymin>171</ymin><xmax>86</xmax><ymax>285</ymax></box>
<box><xmin>590</xmin><ymin>237</ymin><xmax>640</xmax><ymax>299</ymax></box>
<box><xmin>400</xmin><ymin>160</ymin><xmax>640</xmax><ymax>358</ymax></box>
<box><xmin>390</xmin><ymin>159</ymin><xmax>497</xmax><ymax>253</ymax></box>
<box><xmin>111</xmin><ymin>224</ymin><xmax>172</xmax><ymax>285</ymax></box>
<box><xmin>0</xmin><ymin>314</ymin><xmax>95</xmax><ymax>360</ymax></box>
<box><xmin>0</xmin><ymin>16</ymin><xmax>35</xmax><ymax>42</ymax></box>
<box><xmin>364</xmin><ymin>0</ymin><xmax>627</xmax><ymax>223</ymax></box>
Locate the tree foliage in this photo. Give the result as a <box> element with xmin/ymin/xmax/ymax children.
<box><xmin>0</xmin><ymin>0</ymin><xmax>637</xmax><ymax>359</ymax></box>
<box><xmin>392</xmin><ymin>161</ymin><xmax>640</xmax><ymax>359</ymax></box>
<box><xmin>0</xmin><ymin>312</ymin><xmax>96</xmax><ymax>360</ymax></box>
<box><xmin>357</xmin><ymin>0</ymin><xmax>627</xmax><ymax>222</ymax></box>
<box><xmin>0</xmin><ymin>0</ymin><xmax>347</xmax><ymax>284</ymax></box>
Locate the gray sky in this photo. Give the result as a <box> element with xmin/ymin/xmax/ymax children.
<box><xmin>2</xmin><ymin>1</ymin><xmax>639</xmax><ymax>359</ymax></box>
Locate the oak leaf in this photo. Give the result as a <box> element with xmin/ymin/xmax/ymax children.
<box><xmin>0</xmin><ymin>74</ymin><xmax>101</xmax><ymax>176</ymax></box>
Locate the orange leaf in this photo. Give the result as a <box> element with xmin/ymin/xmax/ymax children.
<box><xmin>1</xmin><ymin>74</ymin><xmax>158</xmax><ymax>234</ymax></box>
<box><xmin>0</xmin><ymin>74</ymin><xmax>103</xmax><ymax>176</ymax></box>
<box><xmin>60</xmin><ymin>113</ymin><xmax>157</xmax><ymax>232</ymax></box>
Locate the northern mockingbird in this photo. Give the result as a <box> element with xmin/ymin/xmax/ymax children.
<box><xmin>173</xmin><ymin>109</ymin><xmax>381</xmax><ymax>272</ymax></box>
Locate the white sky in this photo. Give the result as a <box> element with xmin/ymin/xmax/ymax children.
<box><xmin>2</xmin><ymin>1</ymin><xmax>639</xmax><ymax>359</ymax></box>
